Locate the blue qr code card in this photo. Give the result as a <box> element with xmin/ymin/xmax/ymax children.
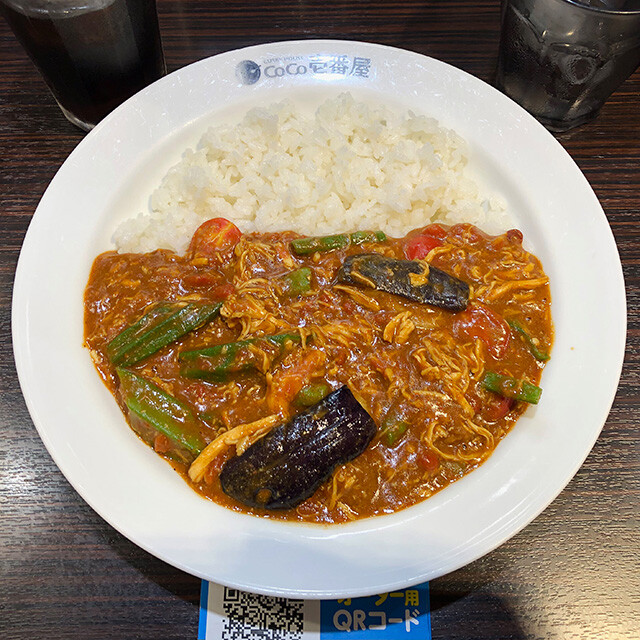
<box><xmin>198</xmin><ymin>581</ymin><xmax>431</xmax><ymax>640</ymax></box>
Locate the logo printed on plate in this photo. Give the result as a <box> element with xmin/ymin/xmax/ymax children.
<box><xmin>235</xmin><ymin>54</ymin><xmax>374</xmax><ymax>85</ymax></box>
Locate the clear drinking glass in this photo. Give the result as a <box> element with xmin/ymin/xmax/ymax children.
<box><xmin>496</xmin><ymin>0</ymin><xmax>640</xmax><ymax>132</ymax></box>
<box><xmin>0</xmin><ymin>0</ymin><xmax>166</xmax><ymax>131</ymax></box>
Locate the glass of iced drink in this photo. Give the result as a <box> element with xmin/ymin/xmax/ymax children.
<box><xmin>0</xmin><ymin>0</ymin><xmax>166</xmax><ymax>131</ymax></box>
<box><xmin>496</xmin><ymin>0</ymin><xmax>640</xmax><ymax>131</ymax></box>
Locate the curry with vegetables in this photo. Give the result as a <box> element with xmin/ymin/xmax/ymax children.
<box><xmin>84</xmin><ymin>218</ymin><xmax>552</xmax><ymax>523</ymax></box>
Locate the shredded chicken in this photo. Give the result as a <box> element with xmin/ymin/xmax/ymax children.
<box><xmin>188</xmin><ymin>414</ymin><xmax>281</xmax><ymax>483</ymax></box>
<box><xmin>383</xmin><ymin>311</ymin><xmax>416</xmax><ymax>344</ymax></box>
<box><xmin>485</xmin><ymin>276</ymin><xmax>550</xmax><ymax>301</ymax></box>
<box><xmin>408</xmin><ymin>262</ymin><xmax>430</xmax><ymax>287</ymax></box>
<box><xmin>334</xmin><ymin>284</ymin><xmax>380</xmax><ymax>311</ymax></box>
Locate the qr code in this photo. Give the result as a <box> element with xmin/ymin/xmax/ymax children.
<box><xmin>221</xmin><ymin>587</ymin><xmax>304</xmax><ymax>640</ymax></box>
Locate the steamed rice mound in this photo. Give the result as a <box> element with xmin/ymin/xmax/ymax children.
<box><xmin>113</xmin><ymin>93</ymin><xmax>507</xmax><ymax>254</ymax></box>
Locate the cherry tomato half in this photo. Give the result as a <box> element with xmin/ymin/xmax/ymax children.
<box><xmin>404</xmin><ymin>224</ymin><xmax>447</xmax><ymax>260</ymax></box>
<box><xmin>189</xmin><ymin>218</ymin><xmax>242</xmax><ymax>256</ymax></box>
<box><xmin>452</xmin><ymin>302</ymin><xmax>510</xmax><ymax>359</ymax></box>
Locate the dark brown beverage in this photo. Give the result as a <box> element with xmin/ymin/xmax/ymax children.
<box><xmin>1</xmin><ymin>0</ymin><xmax>165</xmax><ymax>129</ymax></box>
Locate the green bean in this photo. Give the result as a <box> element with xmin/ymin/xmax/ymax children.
<box><xmin>507</xmin><ymin>318</ymin><xmax>550</xmax><ymax>361</ymax></box>
<box><xmin>294</xmin><ymin>382</ymin><xmax>331</xmax><ymax>407</ymax></box>
<box><xmin>290</xmin><ymin>231</ymin><xmax>387</xmax><ymax>256</ymax></box>
<box><xmin>279</xmin><ymin>268</ymin><xmax>312</xmax><ymax>296</ymax></box>
<box><xmin>481</xmin><ymin>371</ymin><xmax>542</xmax><ymax>404</ymax></box>
<box><xmin>381</xmin><ymin>418</ymin><xmax>409</xmax><ymax>447</ymax></box>
<box><xmin>179</xmin><ymin>332</ymin><xmax>303</xmax><ymax>381</ymax></box>
<box><xmin>349</xmin><ymin>230</ymin><xmax>387</xmax><ymax>245</ymax></box>
<box><xmin>290</xmin><ymin>234</ymin><xmax>350</xmax><ymax>255</ymax></box>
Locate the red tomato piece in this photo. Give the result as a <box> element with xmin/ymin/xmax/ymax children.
<box><xmin>452</xmin><ymin>302</ymin><xmax>510</xmax><ymax>359</ymax></box>
<box><xmin>405</xmin><ymin>225</ymin><xmax>446</xmax><ymax>260</ymax></box>
<box><xmin>449</xmin><ymin>223</ymin><xmax>486</xmax><ymax>242</ymax></box>
<box><xmin>190</xmin><ymin>382</ymin><xmax>212</xmax><ymax>405</ymax></box>
<box><xmin>153</xmin><ymin>434</ymin><xmax>172</xmax><ymax>454</ymax></box>
<box><xmin>417</xmin><ymin>448</ymin><xmax>440</xmax><ymax>472</ymax></box>
<box><xmin>482</xmin><ymin>395</ymin><xmax>515</xmax><ymax>422</ymax></box>
<box><xmin>211</xmin><ymin>284</ymin><xmax>236</xmax><ymax>300</ymax></box>
<box><xmin>182</xmin><ymin>272</ymin><xmax>220</xmax><ymax>288</ymax></box>
<box><xmin>189</xmin><ymin>218</ymin><xmax>241</xmax><ymax>256</ymax></box>
<box><xmin>182</xmin><ymin>276</ymin><xmax>234</xmax><ymax>300</ymax></box>
<box><xmin>267</xmin><ymin>349</ymin><xmax>326</xmax><ymax>414</ymax></box>
<box><xmin>424</xmin><ymin>223</ymin><xmax>448</xmax><ymax>240</ymax></box>
<box><xmin>204</xmin><ymin>449</ymin><xmax>231</xmax><ymax>483</ymax></box>
<box><xmin>342</xmin><ymin>299</ymin><xmax>356</xmax><ymax>314</ymax></box>
<box><xmin>492</xmin><ymin>228</ymin><xmax>524</xmax><ymax>250</ymax></box>
<box><xmin>506</xmin><ymin>228</ymin><xmax>524</xmax><ymax>245</ymax></box>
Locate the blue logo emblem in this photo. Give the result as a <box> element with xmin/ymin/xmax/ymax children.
<box><xmin>236</xmin><ymin>60</ymin><xmax>261</xmax><ymax>85</ymax></box>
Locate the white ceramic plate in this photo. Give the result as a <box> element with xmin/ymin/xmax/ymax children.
<box><xmin>12</xmin><ymin>40</ymin><xmax>626</xmax><ymax>598</ymax></box>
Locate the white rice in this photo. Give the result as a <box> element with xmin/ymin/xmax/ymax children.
<box><xmin>113</xmin><ymin>93</ymin><xmax>508</xmax><ymax>254</ymax></box>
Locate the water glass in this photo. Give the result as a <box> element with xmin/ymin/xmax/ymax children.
<box><xmin>496</xmin><ymin>0</ymin><xmax>640</xmax><ymax>131</ymax></box>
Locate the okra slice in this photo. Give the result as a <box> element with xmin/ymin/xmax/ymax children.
<box><xmin>107</xmin><ymin>301</ymin><xmax>222</xmax><ymax>367</ymax></box>
<box><xmin>117</xmin><ymin>369</ymin><xmax>206</xmax><ymax>455</ymax></box>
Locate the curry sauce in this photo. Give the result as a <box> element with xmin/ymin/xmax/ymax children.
<box><xmin>84</xmin><ymin>221</ymin><xmax>552</xmax><ymax>523</ymax></box>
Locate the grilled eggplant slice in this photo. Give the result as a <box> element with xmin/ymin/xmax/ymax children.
<box><xmin>219</xmin><ymin>386</ymin><xmax>376</xmax><ymax>510</ymax></box>
<box><xmin>338</xmin><ymin>253</ymin><xmax>469</xmax><ymax>312</ymax></box>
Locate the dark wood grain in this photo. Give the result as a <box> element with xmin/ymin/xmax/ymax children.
<box><xmin>1</xmin><ymin>2</ymin><xmax>638</xmax><ymax>639</ymax></box>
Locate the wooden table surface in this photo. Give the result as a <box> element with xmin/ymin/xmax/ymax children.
<box><xmin>1</xmin><ymin>1</ymin><xmax>638</xmax><ymax>638</ymax></box>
